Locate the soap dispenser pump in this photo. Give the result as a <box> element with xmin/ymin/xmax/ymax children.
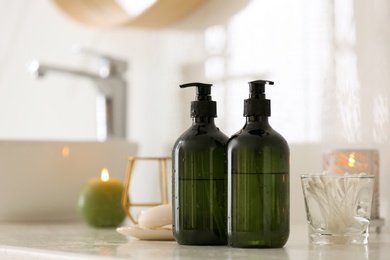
<box><xmin>172</xmin><ymin>82</ymin><xmax>228</xmax><ymax>245</ymax></box>
<box><xmin>227</xmin><ymin>80</ymin><xmax>290</xmax><ymax>248</ymax></box>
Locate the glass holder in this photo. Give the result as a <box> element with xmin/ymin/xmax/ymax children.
<box><xmin>121</xmin><ymin>156</ymin><xmax>171</xmax><ymax>224</ymax></box>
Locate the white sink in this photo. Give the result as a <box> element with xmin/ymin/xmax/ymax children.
<box><xmin>0</xmin><ymin>140</ymin><xmax>137</xmax><ymax>221</ymax></box>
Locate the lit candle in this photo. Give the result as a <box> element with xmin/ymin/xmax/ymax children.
<box><xmin>78</xmin><ymin>168</ymin><xmax>126</xmax><ymax>227</ymax></box>
<box><xmin>348</xmin><ymin>152</ymin><xmax>356</xmax><ymax>168</ymax></box>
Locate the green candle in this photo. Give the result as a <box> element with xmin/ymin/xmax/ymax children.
<box><xmin>78</xmin><ymin>168</ymin><xmax>126</xmax><ymax>227</ymax></box>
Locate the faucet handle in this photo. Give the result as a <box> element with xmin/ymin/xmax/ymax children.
<box><xmin>72</xmin><ymin>44</ymin><xmax>128</xmax><ymax>78</ymax></box>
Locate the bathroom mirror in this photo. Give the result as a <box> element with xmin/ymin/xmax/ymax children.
<box><xmin>52</xmin><ymin>0</ymin><xmax>205</xmax><ymax>28</ymax></box>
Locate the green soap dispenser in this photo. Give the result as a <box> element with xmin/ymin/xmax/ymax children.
<box><xmin>172</xmin><ymin>82</ymin><xmax>228</xmax><ymax>245</ymax></box>
<box><xmin>227</xmin><ymin>80</ymin><xmax>289</xmax><ymax>248</ymax></box>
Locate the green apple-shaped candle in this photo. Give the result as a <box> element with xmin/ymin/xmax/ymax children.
<box><xmin>78</xmin><ymin>168</ymin><xmax>126</xmax><ymax>227</ymax></box>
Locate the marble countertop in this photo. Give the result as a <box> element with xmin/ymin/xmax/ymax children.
<box><xmin>0</xmin><ymin>221</ymin><xmax>388</xmax><ymax>260</ymax></box>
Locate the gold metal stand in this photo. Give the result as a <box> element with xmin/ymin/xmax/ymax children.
<box><xmin>122</xmin><ymin>156</ymin><xmax>171</xmax><ymax>224</ymax></box>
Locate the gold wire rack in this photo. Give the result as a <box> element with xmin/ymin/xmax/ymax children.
<box><xmin>122</xmin><ymin>156</ymin><xmax>171</xmax><ymax>224</ymax></box>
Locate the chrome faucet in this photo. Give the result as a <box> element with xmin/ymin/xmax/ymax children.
<box><xmin>27</xmin><ymin>45</ymin><xmax>128</xmax><ymax>141</ymax></box>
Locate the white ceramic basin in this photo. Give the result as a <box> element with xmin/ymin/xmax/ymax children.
<box><xmin>0</xmin><ymin>140</ymin><xmax>137</xmax><ymax>221</ymax></box>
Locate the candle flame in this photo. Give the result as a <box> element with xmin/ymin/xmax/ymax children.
<box><xmin>348</xmin><ymin>153</ymin><xmax>356</xmax><ymax>167</ymax></box>
<box><xmin>101</xmin><ymin>168</ymin><xmax>110</xmax><ymax>182</ymax></box>
<box><xmin>62</xmin><ymin>146</ymin><xmax>70</xmax><ymax>158</ymax></box>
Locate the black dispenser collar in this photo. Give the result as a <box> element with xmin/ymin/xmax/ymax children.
<box><xmin>244</xmin><ymin>80</ymin><xmax>274</xmax><ymax>117</ymax></box>
<box><xmin>180</xmin><ymin>82</ymin><xmax>217</xmax><ymax>118</ymax></box>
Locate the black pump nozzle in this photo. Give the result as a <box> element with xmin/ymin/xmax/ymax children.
<box><xmin>249</xmin><ymin>80</ymin><xmax>274</xmax><ymax>98</ymax></box>
<box><xmin>180</xmin><ymin>82</ymin><xmax>212</xmax><ymax>101</ymax></box>
<box><xmin>180</xmin><ymin>82</ymin><xmax>217</xmax><ymax>118</ymax></box>
<box><xmin>244</xmin><ymin>80</ymin><xmax>274</xmax><ymax>117</ymax></box>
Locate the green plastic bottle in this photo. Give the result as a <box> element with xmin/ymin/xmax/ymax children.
<box><xmin>172</xmin><ymin>82</ymin><xmax>228</xmax><ymax>245</ymax></box>
<box><xmin>227</xmin><ymin>80</ymin><xmax>289</xmax><ymax>248</ymax></box>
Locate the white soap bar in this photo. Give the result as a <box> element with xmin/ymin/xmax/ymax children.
<box><xmin>138</xmin><ymin>204</ymin><xmax>172</xmax><ymax>229</ymax></box>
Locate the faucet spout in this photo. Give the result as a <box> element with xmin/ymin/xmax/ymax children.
<box><xmin>27</xmin><ymin>60</ymin><xmax>99</xmax><ymax>80</ymax></box>
<box><xmin>26</xmin><ymin>57</ymin><xmax>127</xmax><ymax>141</ymax></box>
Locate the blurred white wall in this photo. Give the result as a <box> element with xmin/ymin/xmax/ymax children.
<box><xmin>0</xmin><ymin>0</ymin><xmax>389</xmax><ymax>227</ymax></box>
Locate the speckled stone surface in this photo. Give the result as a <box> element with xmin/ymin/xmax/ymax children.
<box><xmin>0</xmin><ymin>222</ymin><xmax>127</xmax><ymax>259</ymax></box>
<box><xmin>0</xmin><ymin>222</ymin><xmax>389</xmax><ymax>259</ymax></box>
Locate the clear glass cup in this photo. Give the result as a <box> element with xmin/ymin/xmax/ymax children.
<box><xmin>301</xmin><ymin>173</ymin><xmax>375</xmax><ymax>245</ymax></box>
